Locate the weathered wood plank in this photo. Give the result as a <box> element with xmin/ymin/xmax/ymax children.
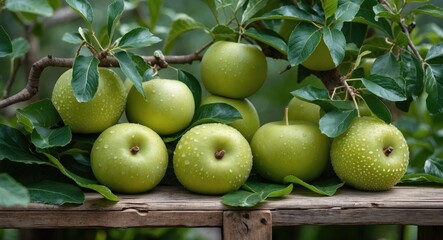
<box><xmin>0</xmin><ymin>210</ymin><xmax>222</xmax><ymax>228</ymax></box>
<box><xmin>1</xmin><ymin>186</ymin><xmax>443</xmax><ymax>229</ymax></box>
<box><xmin>223</xmin><ymin>210</ymin><xmax>272</xmax><ymax>240</ymax></box>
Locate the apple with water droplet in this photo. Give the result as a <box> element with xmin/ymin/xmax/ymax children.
<box><xmin>126</xmin><ymin>78</ymin><xmax>195</xmax><ymax>136</ymax></box>
<box><xmin>200</xmin><ymin>41</ymin><xmax>268</xmax><ymax>99</ymax></box>
<box><xmin>173</xmin><ymin>123</ymin><xmax>253</xmax><ymax>195</ymax></box>
<box><xmin>90</xmin><ymin>123</ymin><xmax>168</xmax><ymax>193</ymax></box>
<box><xmin>331</xmin><ymin>116</ymin><xmax>409</xmax><ymax>191</ymax></box>
<box><xmin>251</xmin><ymin>115</ymin><xmax>330</xmax><ymax>183</ymax></box>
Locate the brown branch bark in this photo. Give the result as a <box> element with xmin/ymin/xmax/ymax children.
<box><xmin>0</xmin><ymin>53</ymin><xmax>203</xmax><ymax>109</ymax></box>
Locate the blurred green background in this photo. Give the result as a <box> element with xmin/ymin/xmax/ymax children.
<box><xmin>1</xmin><ymin>0</ymin><xmax>443</xmax><ymax>239</ymax></box>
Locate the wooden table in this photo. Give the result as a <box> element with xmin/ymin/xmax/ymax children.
<box><xmin>1</xmin><ymin>185</ymin><xmax>443</xmax><ymax>239</ymax></box>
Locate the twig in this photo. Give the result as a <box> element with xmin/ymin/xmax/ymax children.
<box><xmin>0</xmin><ymin>53</ymin><xmax>203</xmax><ymax>109</ymax></box>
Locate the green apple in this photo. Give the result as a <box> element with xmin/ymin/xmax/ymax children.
<box><xmin>330</xmin><ymin>116</ymin><xmax>409</xmax><ymax>191</ymax></box>
<box><xmin>201</xmin><ymin>95</ymin><xmax>260</xmax><ymax>142</ymax></box>
<box><xmin>360</xmin><ymin>58</ymin><xmax>375</xmax><ymax>77</ymax></box>
<box><xmin>251</xmin><ymin>120</ymin><xmax>330</xmax><ymax>183</ymax></box>
<box><xmin>126</xmin><ymin>79</ymin><xmax>195</xmax><ymax>135</ymax></box>
<box><xmin>200</xmin><ymin>41</ymin><xmax>268</xmax><ymax>99</ymax></box>
<box><xmin>51</xmin><ymin>68</ymin><xmax>126</xmax><ymax>134</ymax></box>
<box><xmin>90</xmin><ymin>123</ymin><xmax>168</xmax><ymax>193</ymax></box>
<box><xmin>173</xmin><ymin>123</ymin><xmax>253</xmax><ymax>195</ymax></box>
<box><xmin>287</xmin><ymin>97</ymin><xmax>321</xmax><ymax>124</ymax></box>
<box><xmin>301</xmin><ymin>38</ymin><xmax>336</xmax><ymax>71</ymax></box>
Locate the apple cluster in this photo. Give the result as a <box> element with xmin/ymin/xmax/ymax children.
<box><xmin>51</xmin><ymin>40</ymin><xmax>409</xmax><ymax>195</ymax></box>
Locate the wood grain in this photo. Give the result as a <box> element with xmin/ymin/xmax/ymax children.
<box><xmin>1</xmin><ymin>185</ymin><xmax>443</xmax><ymax>229</ymax></box>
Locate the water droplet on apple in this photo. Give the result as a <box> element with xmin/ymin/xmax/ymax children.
<box><xmin>103</xmin><ymin>144</ymin><xmax>109</xmax><ymax>149</ymax></box>
<box><xmin>184</xmin><ymin>160</ymin><xmax>190</xmax><ymax>165</ymax></box>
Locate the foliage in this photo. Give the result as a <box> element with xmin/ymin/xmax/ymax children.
<box><xmin>0</xmin><ymin>0</ymin><xmax>443</xmax><ymax>210</ymax></box>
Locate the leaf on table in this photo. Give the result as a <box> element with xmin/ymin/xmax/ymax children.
<box><xmin>284</xmin><ymin>175</ymin><xmax>344</xmax><ymax>196</ymax></box>
<box><xmin>221</xmin><ymin>190</ymin><xmax>264</xmax><ymax>207</ymax></box>
<box><xmin>28</xmin><ymin>180</ymin><xmax>84</xmax><ymax>205</ymax></box>
<box><xmin>222</xmin><ymin>181</ymin><xmax>293</xmax><ymax>207</ymax></box>
<box><xmin>0</xmin><ymin>173</ymin><xmax>30</xmax><ymax>207</ymax></box>
<box><xmin>42</xmin><ymin>152</ymin><xmax>119</xmax><ymax>202</ymax></box>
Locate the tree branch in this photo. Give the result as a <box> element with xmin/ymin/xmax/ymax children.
<box><xmin>0</xmin><ymin>53</ymin><xmax>203</xmax><ymax>109</ymax></box>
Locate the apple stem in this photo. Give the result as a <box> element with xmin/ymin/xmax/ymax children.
<box><xmin>383</xmin><ymin>146</ymin><xmax>394</xmax><ymax>156</ymax></box>
<box><xmin>285</xmin><ymin>107</ymin><xmax>289</xmax><ymax>126</ymax></box>
<box><xmin>215</xmin><ymin>150</ymin><xmax>225</xmax><ymax>160</ymax></box>
<box><xmin>130</xmin><ymin>146</ymin><xmax>140</xmax><ymax>154</ymax></box>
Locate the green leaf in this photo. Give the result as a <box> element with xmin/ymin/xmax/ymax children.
<box><xmin>163</xmin><ymin>14</ymin><xmax>206</xmax><ymax>54</ymax></box>
<box><xmin>163</xmin><ymin>103</ymin><xmax>241</xmax><ymax>143</ymax></box>
<box><xmin>425</xmin><ymin>66</ymin><xmax>443</xmax><ymax>114</ymax></box>
<box><xmin>319</xmin><ymin>109</ymin><xmax>357</xmax><ymax>138</ymax></box>
<box><xmin>362</xmin><ymin>92</ymin><xmax>392</xmax><ymax>123</ymax></box>
<box><xmin>16</xmin><ymin>99</ymin><xmax>62</xmax><ymax>133</ymax></box>
<box><xmin>107</xmin><ymin>0</ymin><xmax>124</xmax><ymax>41</ymax></box>
<box><xmin>372</xmin><ymin>53</ymin><xmax>401</xmax><ymax>79</ymax></box>
<box><xmin>242</xmin><ymin>181</ymin><xmax>293</xmax><ymax>198</ymax></box>
<box><xmin>425</xmin><ymin>43</ymin><xmax>443</xmax><ymax>63</ymax></box>
<box><xmin>0</xmin><ymin>124</ymin><xmax>50</xmax><ymax>165</ymax></box>
<box><xmin>284</xmin><ymin>175</ymin><xmax>344</xmax><ymax>196</ymax></box>
<box><xmin>0</xmin><ymin>173</ymin><xmax>30</xmax><ymax>207</ymax></box>
<box><xmin>42</xmin><ymin>152</ymin><xmax>119</xmax><ymax>202</ymax></box>
<box><xmin>211</xmin><ymin>25</ymin><xmax>237</xmax><ymax>42</ymax></box>
<box><xmin>5</xmin><ymin>0</ymin><xmax>53</xmax><ymax>17</ymax></box>
<box><xmin>288</xmin><ymin>22</ymin><xmax>321</xmax><ymax>67</ymax></box>
<box><xmin>400</xmin><ymin>53</ymin><xmax>424</xmax><ymax>98</ymax></box>
<box><xmin>71</xmin><ymin>55</ymin><xmax>100</xmax><ymax>102</ymax></box>
<box><xmin>0</xmin><ymin>26</ymin><xmax>12</xmax><ymax>58</ymax></box>
<box><xmin>200</xmin><ymin>0</ymin><xmax>217</xmax><ymax>20</ymax></box>
<box><xmin>130</xmin><ymin>54</ymin><xmax>152</xmax><ymax>81</ymax></box>
<box><xmin>118</xmin><ymin>27</ymin><xmax>161</xmax><ymax>50</ymax></box>
<box><xmin>291</xmin><ymin>86</ymin><xmax>354</xmax><ymax>112</ymax></box>
<box><xmin>66</xmin><ymin>0</ymin><xmax>93</xmax><ymax>26</ymax></box>
<box><xmin>352</xmin><ymin>0</ymin><xmax>393</xmax><ymax>38</ymax></box>
<box><xmin>241</xmin><ymin>0</ymin><xmax>268</xmax><ymax>24</ymax></box>
<box><xmin>335</xmin><ymin>0</ymin><xmax>363</xmax><ymax>21</ymax></box>
<box><xmin>11</xmin><ymin>37</ymin><xmax>29</xmax><ymax>60</ymax></box>
<box><xmin>322</xmin><ymin>27</ymin><xmax>346</xmax><ymax>67</ymax></box>
<box><xmin>424</xmin><ymin>158</ymin><xmax>443</xmax><ymax>179</ymax></box>
<box><xmin>400</xmin><ymin>173</ymin><xmax>443</xmax><ymax>185</ymax></box>
<box><xmin>244</xmin><ymin>28</ymin><xmax>287</xmax><ymax>55</ymax></box>
<box><xmin>31</xmin><ymin>126</ymin><xmax>72</xmax><ymax>149</ymax></box>
<box><xmin>252</xmin><ymin>4</ymin><xmax>323</xmax><ymax>24</ymax></box>
<box><xmin>62</xmin><ymin>32</ymin><xmax>84</xmax><ymax>44</ymax></box>
<box><xmin>222</xmin><ymin>181</ymin><xmax>293</xmax><ymax>207</ymax></box>
<box><xmin>177</xmin><ymin>70</ymin><xmax>202</xmax><ymax>111</ymax></box>
<box><xmin>27</xmin><ymin>180</ymin><xmax>84</xmax><ymax>205</ymax></box>
<box><xmin>147</xmin><ymin>0</ymin><xmax>163</xmax><ymax>30</ymax></box>
<box><xmin>362</xmin><ymin>75</ymin><xmax>407</xmax><ymax>102</ymax></box>
<box><xmin>191</xmin><ymin>103</ymin><xmax>242</xmax><ymax>125</ymax></box>
<box><xmin>221</xmin><ymin>190</ymin><xmax>264</xmax><ymax>207</ymax></box>
<box><xmin>341</xmin><ymin>22</ymin><xmax>367</xmax><ymax>48</ymax></box>
<box><xmin>411</xmin><ymin>4</ymin><xmax>443</xmax><ymax>18</ymax></box>
<box><xmin>373</xmin><ymin>3</ymin><xmax>400</xmax><ymax>22</ymax></box>
<box><xmin>321</xmin><ymin>0</ymin><xmax>338</xmax><ymax>20</ymax></box>
<box><xmin>114</xmin><ymin>51</ymin><xmax>145</xmax><ymax>98</ymax></box>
